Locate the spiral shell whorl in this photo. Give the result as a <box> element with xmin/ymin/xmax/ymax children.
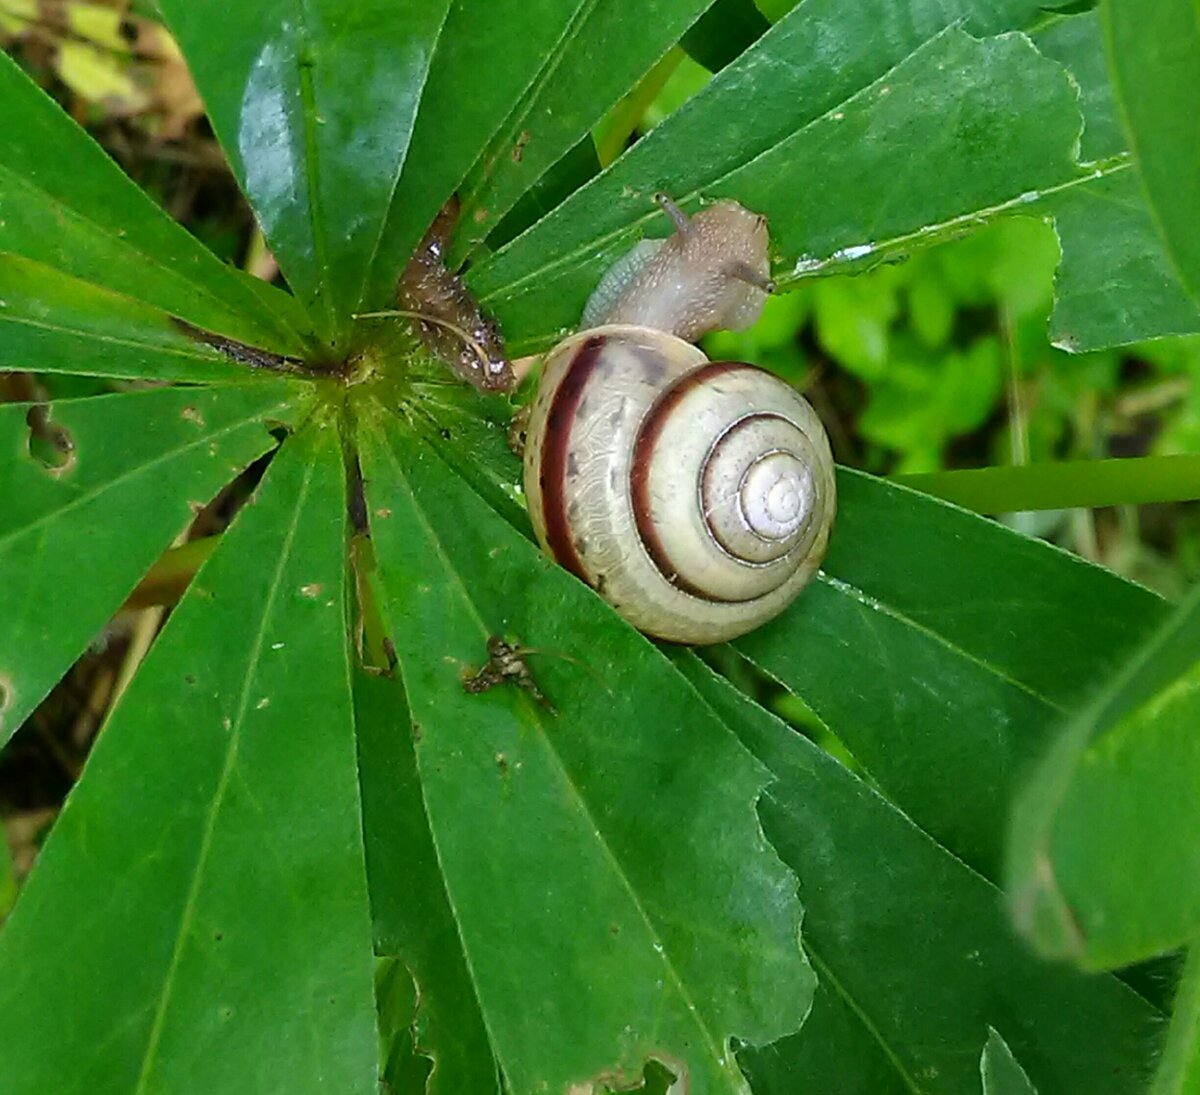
<box><xmin>523</xmin><ymin>325</ymin><xmax>835</xmax><ymax>644</ymax></box>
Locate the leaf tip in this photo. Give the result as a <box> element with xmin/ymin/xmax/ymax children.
<box><xmin>1008</xmin><ymin>851</ymin><xmax>1088</xmax><ymax>961</ymax></box>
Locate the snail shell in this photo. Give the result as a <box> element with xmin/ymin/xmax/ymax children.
<box><xmin>521</xmin><ymin>197</ymin><xmax>835</xmax><ymax>645</ymax></box>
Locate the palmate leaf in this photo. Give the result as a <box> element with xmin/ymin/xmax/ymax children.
<box><xmin>156</xmin><ymin>0</ymin><xmax>455</xmax><ymax>347</ymax></box>
<box><xmin>0</xmin><ymin>1</ymin><xmax>1188</xmax><ymax>1092</ymax></box>
<box><xmin>0</xmin><ymin>423</ymin><xmax>377</xmax><ymax>1095</ymax></box>
<box><xmin>370</xmin><ymin>0</ymin><xmax>719</xmax><ymax>298</ymax></box>
<box><xmin>357</xmin><ymin>0</ymin><xmax>607</xmax><ymax>309</ymax></box>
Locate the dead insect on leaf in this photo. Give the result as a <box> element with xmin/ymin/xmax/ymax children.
<box><xmin>463</xmin><ymin>636</ymin><xmax>556</xmax><ymax>714</ymax></box>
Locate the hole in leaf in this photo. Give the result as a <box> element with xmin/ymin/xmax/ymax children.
<box><xmin>575</xmin><ymin>1055</ymin><xmax>685</xmax><ymax>1095</ymax></box>
<box><xmin>625</xmin><ymin>1058</ymin><xmax>681</xmax><ymax>1095</ymax></box>
<box><xmin>0</xmin><ymin>674</ymin><xmax>11</xmax><ymax>715</ymax></box>
<box><xmin>25</xmin><ymin>405</ymin><xmax>76</xmax><ymax>474</ymax></box>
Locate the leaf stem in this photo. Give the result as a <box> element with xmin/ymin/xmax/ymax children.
<box><xmin>898</xmin><ymin>454</ymin><xmax>1200</xmax><ymax>513</ymax></box>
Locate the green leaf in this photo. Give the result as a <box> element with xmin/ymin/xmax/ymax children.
<box><xmin>0</xmin><ymin>253</ymin><xmax>287</xmax><ymax>382</ymax></box>
<box><xmin>675</xmin><ymin>654</ymin><xmax>1159</xmax><ymax>1095</ymax></box>
<box><xmin>157</xmin><ymin>0</ymin><xmax>453</xmax><ymax>345</ymax></box>
<box><xmin>451</xmin><ymin>0</ymin><xmax>716</xmax><ymax>257</ymax></box>
<box><xmin>488</xmin><ymin>136</ymin><xmax>603</xmax><ymax>254</ymax></box>
<box><xmin>1007</xmin><ymin>582</ymin><xmax>1200</xmax><ymax>969</ymax></box>
<box><xmin>468</xmin><ymin>1</ymin><xmax>1062</xmax><ymax>352</ymax></box>
<box><xmin>357</xmin><ymin>412</ymin><xmax>813</xmax><ymax>1093</ymax></box>
<box><xmin>1103</xmin><ymin>0</ymin><xmax>1200</xmax><ymax>303</ymax></box>
<box><xmin>739</xmin><ymin>980</ymin><xmax>904</xmax><ymax>1095</ymax></box>
<box><xmin>359</xmin><ymin>0</ymin><xmax>614</xmax><ymax>307</ymax></box>
<box><xmin>0</xmin><ymin>423</ymin><xmax>377</xmax><ymax>1095</ymax></box>
<box><xmin>375</xmin><ymin>959</ymin><xmax>433</xmax><ymax>1094</ymax></box>
<box><xmin>353</xmin><ymin>667</ymin><xmax>500</xmax><ymax>1094</ymax></box>
<box><xmin>1046</xmin><ymin>164</ymin><xmax>1200</xmax><ymax>352</ymax></box>
<box><xmin>981</xmin><ymin>1028</ymin><xmax>1040</xmax><ymax>1095</ymax></box>
<box><xmin>735</xmin><ymin>470</ymin><xmax>1168</xmax><ymax>876</ymax></box>
<box><xmin>0</xmin><ymin>836</ymin><xmax>15</xmax><ymax>922</ymax></box>
<box><xmin>401</xmin><ymin>380</ymin><xmax>530</xmax><ymax>530</ymax></box>
<box><xmin>724</xmin><ymin>29</ymin><xmax>1082</xmax><ymax>275</ymax></box>
<box><xmin>1034</xmin><ymin>11</ymin><xmax>1125</xmax><ymax>162</ymax></box>
<box><xmin>899</xmin><ymin>454</ymin><xmax>1200</xmax><ymax>513</ymax></box>
<box><xmin>0</xmin><ymin>49</ymin><xmax>306</xmax><ymax>355</ymax></box>
<box><xmin>0</xmin><ymin>381</ymin><xmax>307</xmax><ymax>747</ymax></box>
<box><xmin>1152</xmin><ymin>946</ymin><xmax>1200</xmax><ymax>1095</ymax></box>
<box><xmin>1030</xmin><ymin>10</ymin><xmax>1200</xmax><ymax>350</ymax></box>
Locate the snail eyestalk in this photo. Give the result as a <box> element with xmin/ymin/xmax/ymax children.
<box><xmin>723</xmin><ymin>260</ymin><xmax>776</xmax><ymax>295</ymax></box>
<box><xmin>654</xmin><ymin>192</ymin><xmax>693</xmax><ymax>235</ymax></box>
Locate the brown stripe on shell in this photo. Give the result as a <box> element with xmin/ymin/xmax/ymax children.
<box><xmin>538</xmin><ymin>335</ymin><xmax>606</xmax><ymax>582</ymax></box>
<box><xmin>630</xmin><ymin>360</ymin><xmax>754</xmax><ymax>603</ymax></box>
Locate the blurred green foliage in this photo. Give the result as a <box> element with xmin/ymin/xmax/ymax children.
<box><xmin>708</xmin><ymin>217</ymin><xmax>1199</xmax><ymax>474</ymax></box>
<box><xmin>706</xmin><ymin>218</ymin><xmax>1200</xmax><ymax>593</ymax></box>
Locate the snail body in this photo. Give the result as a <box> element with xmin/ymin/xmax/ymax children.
<box><xmin>522</xmin><ymin>196</ymin><xmax>836</xmax><ymax>645</ymax></box>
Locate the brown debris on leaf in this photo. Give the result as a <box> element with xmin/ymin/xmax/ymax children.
<box><xmin>462</xmin><ymin>636</ymin><xmax>555</xmax><ymax>714</ymax></box>
<box><xmin>397</xmin><ymin>196</ymin><xmax>515</xmax><ymax>393</ymax></box>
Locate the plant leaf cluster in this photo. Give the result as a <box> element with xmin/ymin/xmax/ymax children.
<box><xmin>0</xmin><ymin>1</ymin><xmax>1198</xmax><ymax>1092</ymax></box>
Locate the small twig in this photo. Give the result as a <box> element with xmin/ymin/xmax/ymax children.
<box><xmin>354</xmin><ymin>309</ymin><xmax>497</xmax><ymax>379</ymax></box>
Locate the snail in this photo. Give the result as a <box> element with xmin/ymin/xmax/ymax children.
<box><xmin>520</xmin><ymin>194</ymin><xmax>836</xmax><ymax>645</ymax></box>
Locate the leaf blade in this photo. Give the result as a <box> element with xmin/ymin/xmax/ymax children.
<box><xmin>451</xmin><ymin>0</ymin><xmax>716</xmax><ymax>255</ymax></box>
<box><xmin>1103</xmin><ymin>0</ymin><xmax>1200</xmax><ymax>302</ymax></box>
<box><xmin>676</xmin><ymin>654</ymin><xmax>1160</xmax><ymax>1095</ymax></box>
<box><xmin>360</xmin><ymin>0</ymin><xmax>613</xmax><ymax>308</ymax></box>
<box><xmin>352</xmin><ymin>665</ymin><xmax>501</xmax><ymax>1094</ymax></box>
<box><xmin>0</xmin><ymin>381</ymin><xmax>308</xmax><ymax>746</ymax></box>
<box><xmin>1007</xmin><ymin>582</ymin><xmax>1200</xmax><ymax>968</ymax></box>
<box><xmin>0</xmin><ymin>423</ymin><xmax>377</xmax><ymax>1095</ymax></box>
<box><xmin>0</xmin><ymin>253</ymin><xmax>286</xmax><ymax>382</ymax></box>
<box><xmin>469</xmin><ymin>4</ymin><xmax>1064</xmax><ymax>352</ymax></box>
<box><xmin>981</xmin><ymin>1028</ymin><xmax>1040</xmax><ymax>1095</ymax></box>
<box><xmin>158</xmin><ymin>0</ymin><xmax>453</xmax><ymax>344</ymax></box>
<box><xmin>358</xmin><ymin>412</ymin><xmax>813</xmax><ymax>1093</ymax></box>
<box><xmin>1151</xmin><ymin>946</ymin><xmax>1200</xmax><ymax>1095</ymax></box>
<box><xmin>735</xmin><ymin>470</ymin><xmax>1168</xmax><ymax>877</ymax></box>
<box><xmin>1033</xmin><ymin>9</ymin><xmax>1200</xmax><ymax>349</ymax></box>
<box><xmin>0</xmin><ymin>49</ymin><xmax>306</xmax><ymax>354</ymax></box>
